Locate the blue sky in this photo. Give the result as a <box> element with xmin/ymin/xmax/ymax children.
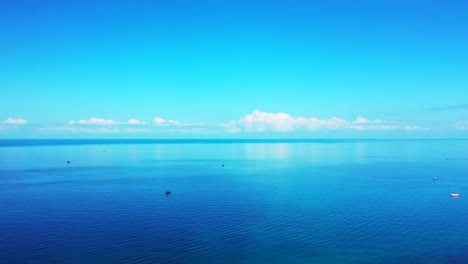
<box><xmin>1</xmin><ymin>0</ymin><xmax>467</xmax><ymax>138</ymax></box>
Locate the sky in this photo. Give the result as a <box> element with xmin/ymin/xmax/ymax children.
<box><xmin>1</xmin><ymin>0</ymin><xmax>467</xmax><ymax>138</ymax></box>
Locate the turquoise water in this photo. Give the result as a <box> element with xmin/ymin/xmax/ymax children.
<box><xmin>1</xmin><ymin>140</ymin><xmax>468</xmax><ymax>263</ymax></box>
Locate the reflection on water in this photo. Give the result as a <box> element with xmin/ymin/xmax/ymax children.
<box><xmin>244</xmin><ymin>143</ymin><xmax>290</xmax><ymax>160</ymax></box>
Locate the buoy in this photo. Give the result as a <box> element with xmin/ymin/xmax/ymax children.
<box><xmin>165</xmin><ymin>191</ymin><xmax>171</xmax><ymax>195</ymax></box>
<box><xmin>433</xmin><ymin>177</ymin><xmax>437</xmax><ymax>181</ymax></box>
<box><xmin>450</xmin><ymin>194</ymin><xmax>460</xmax><ymax>198</ymax></box>
<box><xmin>222</xmin><ymin>164</ymin><xmax>224</xmax><ymax>167</ymax></box>
<box><xmin>67</xmin><ymin>161</ymin><xmax>70</xmax><ymax>164</ymax></box>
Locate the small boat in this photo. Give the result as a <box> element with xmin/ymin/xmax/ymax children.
<box><xmin>450</xmin><ymin>194</ymin><xmax>460</xmax><ymax>198</ymax></box>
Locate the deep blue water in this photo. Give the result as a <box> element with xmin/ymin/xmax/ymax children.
<box><xmin>1</xmin><ymin>139</ymin><xmax>468</xmax><ymax>263</ymax></box>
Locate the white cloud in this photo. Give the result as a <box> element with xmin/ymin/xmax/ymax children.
<box><xmin>154</xmin><ymin>117</ymin><xmax>181</xmax><ymax>126</ymax></box>
<box><xmin>404</xmin><ymin>125</ymin><xmax>431</xmax><ymax>131</ymax></box>
<box><xmin>73</xmin><ymin>117</ymin><xmax>117</xmax><ymax>125</ymax></box>
<box><xmin>40</xmin><ymin>116</ymin><xmax>202</xmax><ymax>135</ymax></box>
<box><xmin>220</xmin><ymin>110</ymin><xmax>428</xmax><ymax>133</ymax></box>
<box><xmin>154</xmin><ymin>117</ymin><xmax>165</xmax><ymax>124</ymax></box>
<box><xmin>127</xmin><ymin>119</ymin><xmax>146</xmax><ymax>125</ymax></box>
<box><xmin>353</xmin><ymin>117</ymin><xmax>369</xmax><ymax>124</ymax></box>
<box><xmin>39</xmin><ymin>125</ymin><xmax>202</xmax><ymax>134</ymax></box>
<box><xmin>69</xmin><ymin>117</ymin><xmax>146</xmax><ymax>125</ymax></box>
<box><xmin>3</xmin><ymin>118</ymin><xmax>28</xmax><ymax>125</ymax></box>
<box><xmin>40</xmin><ymin>126</ymin><xmax>121</xmax><ymax>134</ymax></box>
<box><xmin>352</xmin><ymin>116</ymin><xmax>385</xmax><ymax>124</ymax></box>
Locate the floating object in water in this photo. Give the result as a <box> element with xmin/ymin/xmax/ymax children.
<box><xmin>67</xmin><ymin>161</ymin><xmax>70</xmax><ymax>164</ymax></box>
<box><xmin>450</xmin><ymin>194</ymin><xmax>460</xmax><ymax>198</ymax></box>
<box><xmin>222</xmin><ymin>164</ymin><xmax>224</xmax><ymax>167</ymax></box>
<box><xmin>433</xmin><ymin>177</ymin><xmax>437</xmax><ymax>180</ymax></box>
<box><xmin>165</xmin><ymin>191</ymin><xmax>171</xmax><ymax>195</ymax></box>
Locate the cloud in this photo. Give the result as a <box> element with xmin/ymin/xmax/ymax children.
<box><xmin>220</xmin><ymin>110</ymin><xmax>429</xmax><ymax>133</ymax></box>
<box><xmin>40</xmin><ymin>116</ymin><xmax>202</xmax><ymax>135</ymax></box>
<box><xmin>3</xmin><ymin>118</ymin><xmax>28</xmax><ymax>125</ymax></box>
<box><xmin>69</xmin><ymin>117</ymin><xmax>118</xmax><ymax>125</ymax></box>
<box><xmin>154</xmin><ymin>117</ymin><xmax>165</xmax><ymax>124</ymax></box>
<box><xmin>154</xmin><ymin>117</ymin><xmax>202</xmax><ymax>126</ymax></box>
<box><xmin>352</xmin><ymin>117</ymin><xmax>385</xmax><ymax>124</ymax></box>
<box><xmin>154</xmin><ymin>117</ymin><xmax>180</xmax><ymax>126</ymax></box>
<box><xmin>404</xmin><ymin>125</ymin><xmax>431</xmax><ymax>131</ymax></box>
<box><xmin>37</xmin><ymin>112</ymin><xmax>435</xmax><ymax>135</ymax></box>
<box><xmin>40</xmin><ymin>126</ymin><xmax>121</xmax><ymax>134</ymax></box>
<box><xmin>127</xmin><ymin>119</ymin><xmax>146</xmax><ymax>125</ymax></box>
<box><xmin>68</xmin><ymin>117</ymin><xmax>146</xmax><ymax>125</ymax></box>
<box><xmin>39</xmin><ymin>125</ymin><xmax>200</xmax><ymax>134</ymax></box>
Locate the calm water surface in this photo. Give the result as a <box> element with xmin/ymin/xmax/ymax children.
<box><xmin>1</xmin><ymin>140</ymin><xmax>468</xmax><ymax>263</ymax></box>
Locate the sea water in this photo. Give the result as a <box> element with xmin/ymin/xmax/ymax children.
<box><xmin>1</xmin><ymin>139</ymin><xmax>467</xmax><ymax>263</ymax></box>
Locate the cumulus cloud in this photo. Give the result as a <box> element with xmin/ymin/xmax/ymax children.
<box><xmin>220</xmin><ymin>110</ymin><xmax>429</xmax><ymax>133</ymax></box>
<box><xmin>68</xmin><ymin>117</ymin><xmax>146</xmax><ymax>125</ymax></box>
<box><xmin>3</xmin><ymin>118</ymin><xmax>28</xmax><ymax>125</ymax></box>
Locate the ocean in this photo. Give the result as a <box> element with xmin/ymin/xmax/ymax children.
<box><xmin>1</xmin><ymin>139</ymin><xmax>467</xmax><ymax>263</ymax></box>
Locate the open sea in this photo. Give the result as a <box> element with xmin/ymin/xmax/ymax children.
<box><xmin>1</xmin><ymin>139</ymin><xmax>467</xmax><ymax>264</ymax></box>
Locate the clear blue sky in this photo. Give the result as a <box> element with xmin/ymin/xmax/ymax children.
<box><xmin>1</xmin><ymin>0</ymin><xmax>467</xmax><ymax>138</ymax></box>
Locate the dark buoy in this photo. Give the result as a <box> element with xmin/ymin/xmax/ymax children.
<box><xmin>433</xmin><ymin>177</ymin><xmax>437</xmax><ymax>181</ymax></box>
<box><xmin>222</xmin><ymin>164</ymin><xmax>224</xmax><ymax>167</ymax></box>
<box><xmin>165</xmin><ymin>191</ymin><xmax>171</xmax><ymax>195</ymax></box>
<box><xmin>67</xmin><ymin>161</ymin><xmax>70</xmax><ymax>164</ymax></box>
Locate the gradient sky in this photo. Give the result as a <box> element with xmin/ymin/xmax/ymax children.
<box><xmin>1</xmin><ymin>0</ymin><xmax>467</xmax><ymax>138</ymax></box>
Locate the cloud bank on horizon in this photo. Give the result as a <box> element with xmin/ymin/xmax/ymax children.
<box><xmin>3</xmin><ymin>110</ymin><xmax>459</xmax><ymax>137</ymax></box>
<box><xmin>2</xmin><ymin>118</ymin><xmax>28</xmax><ymax>125</ymax></box>
<box><xmin>68</xmin><ymin>118</ymin><xmax>147</xmax><ymax>125</ymax></box>
<box><xmin>219</xmin><ymin>110</ymin><xmax>430</xmax><ymax>133</ymax></box>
